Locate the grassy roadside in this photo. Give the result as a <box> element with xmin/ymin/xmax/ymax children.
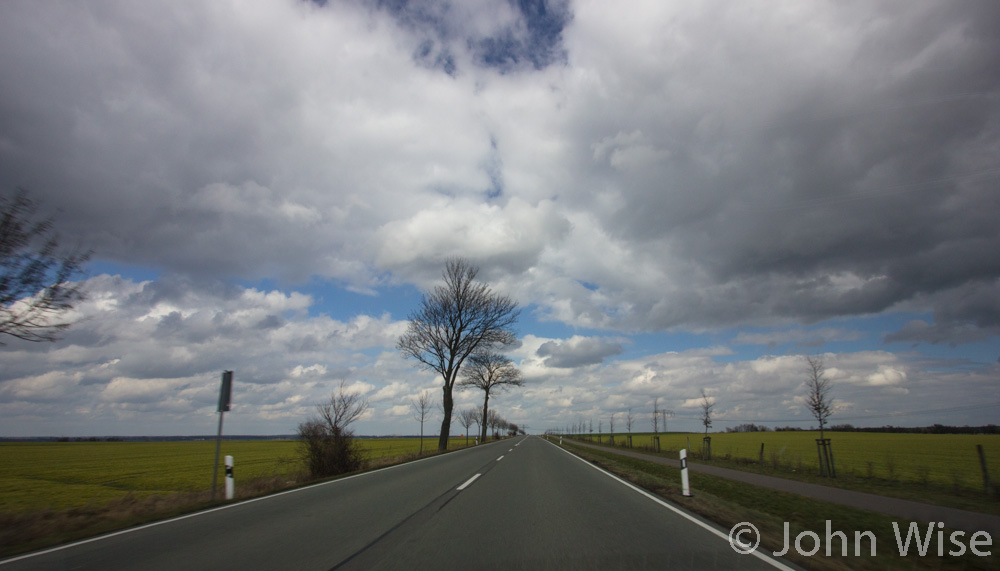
<box><xmin>557</xmin><ymin>439</ymin><xmax>997</xmax><ymax>571</ymax></box>
<box><xmin>570</xmin><ymin>437</ymin><xmax>1000</xmax><ymax>516</ymax></box>
<box><xmin>0</xmin><ymin>440</ymin><xmax>487</xmax><ymax>559</ymax></box>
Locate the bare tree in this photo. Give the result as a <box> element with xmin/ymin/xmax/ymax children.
<box><xmin>411</xmin><ymin>391</ymin><xmax>432</xmax><ymax>455</ymax></box>
<box><xmin>608</xmin><ymin>412</ymin><xmax>616</xmax><ymax>445</ymax></box>
<box><xmin>699</xmin><ymin>389</ymin><xmax>714</xmax><ymax>435</ymax></box>
<box><xmin>397</xmin><ymin>258</ymin><xmax>519</xmax><ymax>451</ymax></box>
<box><xmin>805</xmin><ymin>355</ymin><xmax>833</xmax><ymax>439</ymax></box>
<box><xmin>486</xmin><ymin>408</ymin><xmax>502</xmax><ymax>440</ymax></box>
<box><xmin>298</xmin><ymin>380</ymin><xmax>369</xmax><ymax>478</ymax></box>
<box><xmin>457</xmin><ymin>407</ymin><xmax>479</xmax><ymax>445</ymax></box>
<box><xmin>1</xmin><ymin>189</ymin><xmax>91</xmax><ymax>344</ymax></box>
<box><xmin>458</xmin><ymin>349</ymin><xmax>523</xmax><ymax>445</ymax></box>
<box><xmin>626</xmin><ymin>407</ymin><xmax>634</xmax><ymax>447</ymax></box>
<box><xmin>507</xmin><ymin>421</ymin><xmax>518</xmax><ymax>437</ymax></box>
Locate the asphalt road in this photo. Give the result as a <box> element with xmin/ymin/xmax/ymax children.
<box><xmin>1</xmin><ymin>436</ymin><xmax>793</xmax><ymax>570</ymax></box>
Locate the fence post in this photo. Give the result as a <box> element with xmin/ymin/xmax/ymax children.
<box><xmin>759</xmin><ymin>442</ymin><xmax>765</xmax><ymax>465</ymax></box>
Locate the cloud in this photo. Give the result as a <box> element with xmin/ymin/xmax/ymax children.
<box><xmin>734</xmin><ymin>328</ymin><xmax>865</xmax><ymax>350</ymax></box>
<box><xmin>0</xmin><ymin>275</ymin><xmax>427</xmax><ymax>435</ymax></box>
<box><xmin>1</xmin><ymin>1</ymin><xmax>999</xmax><ymax>435</ymax></box>
<box><xmin>535</xmin><ymin>335</ymin><xmax>624</xmax><ymax>368</ymax></box>
<box><xmin>884</xmin><ymin>279</ymin><xmax>1000</xmax><ymax>345</ymax></box>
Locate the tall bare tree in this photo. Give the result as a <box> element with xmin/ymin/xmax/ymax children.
<box><xmin>1</xmin><ymin>189</ymin><xmax>91</xmax><ymax>344</ymax></box>
<box><xmin>805</xmin><ymin>355</ymin><xmax>833</xmax><ymax>439</ymax></box>
<box><xmin>458</xmin><ymin>349</ymin><xmax>524</xmax><ymax>444</ymax></box>
<box><xmin>699</xmin><ymin>389</ymin><xmax>714</xmax><ymax>435</ymax></box>
<box><xmin>411</xmin><ymin>391</ymin><xmax>432</xmax><ymax>455</ymax></box>
<box><xmin>397</xmin><ymin>258</ymin><xmax>519</xmax><ymax>451</ymax></box>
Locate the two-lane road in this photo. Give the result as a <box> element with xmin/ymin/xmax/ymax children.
<box><xmin>2</xmin><ymin>436</ymin><xmax>792</xmax><ymax>570</ymax></box>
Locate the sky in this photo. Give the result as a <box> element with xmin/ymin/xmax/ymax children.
<box><xmin>1</xmin><ymin>0</ymin><xmax>998</xmax><ymax>437</ymax></box>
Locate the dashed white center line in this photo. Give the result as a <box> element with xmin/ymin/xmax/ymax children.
<box><xmin>496</xmin><ymin>455</ymin><xmax>504</xmax><ymax>461</ymax></box>
<box><xmin>456</xmin><ymin>473</ymin><xmax>481</xmax><ymax>490</ymax></box>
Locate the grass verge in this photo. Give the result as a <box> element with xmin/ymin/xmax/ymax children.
<box><xmin>574</xmin><ymin>438</ymin><xmax>1000</xmax><ymax>516</ymax></box>
<box><xmin>558</xmin><ymin>440</ymin><xmax>997</xmax><ymax>571</ymax></box>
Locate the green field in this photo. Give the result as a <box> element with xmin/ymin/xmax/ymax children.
<box><xmin>582</xmin><ymin>431</ymin><xmax>1000</xmax><ymax>489</ymax></box>
<box><xmin>0</xmin><ymin>437</ymin><xmax>470</xmax><ymax>513</ymax></box>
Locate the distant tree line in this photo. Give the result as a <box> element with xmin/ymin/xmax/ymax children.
<box><xmin>725</xmin><ymin>423</ymin><xmax>772</xmax><ymax>433</ymax></box>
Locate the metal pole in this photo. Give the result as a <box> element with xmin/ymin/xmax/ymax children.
<box><xmin>211</xmin><ymin>410</ymin><xmax>224</xmax><ymax>501</ymax></box>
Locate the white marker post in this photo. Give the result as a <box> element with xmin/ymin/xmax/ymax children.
<box><xmin>224</xmin><ymin>455</ymin><xmax>234</xmax><ymax>500</ymax></box>
<box><xmin>680</xmin><ymin>448</ymin><xmax>691</xmax><ymax>497</ymax></box>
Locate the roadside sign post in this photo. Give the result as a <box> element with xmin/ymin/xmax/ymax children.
<box><xmin>680</xmin><ymin>448</ymin><xmax>691</xmax><ymax>497</ymax></box>
<box><xmin>211</xmin><ymin>370</ymin><xmax>233</xmax><ymax>502</ymax></box>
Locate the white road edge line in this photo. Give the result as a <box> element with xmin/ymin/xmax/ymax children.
<box><xmin>547</xmin><ymin>440</ymin><xmax>795</xmax><ymax>571</ymax></box>
<box><xmin>456</xmin><ymin>473</ymin><xmax>481</xmax><ymax>490</ymax></box>
<box><xmin>0</xmin><ymin>441</ymin><xmax>501</xmax><ymax>566</ymax></box>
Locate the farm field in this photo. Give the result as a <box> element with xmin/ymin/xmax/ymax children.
<box><xmin>583</xmin><ymin>431</ymin><xmax>1000</xmax><ymax>489</ymax></box>
<box><xmin>0</xmin><ymin>437</ymin><xmax>472</xmax><ymax>513</ymax></box>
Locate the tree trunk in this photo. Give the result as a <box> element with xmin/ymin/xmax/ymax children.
<box><xmin>480</xmin><ymin>392</ymin><xmax>490</xmax><ymax>444</ymax></box>
<box><xmin>438</xmin><ymin>384</ymin><xmax>453</xmax><ymax>451</ymax></box>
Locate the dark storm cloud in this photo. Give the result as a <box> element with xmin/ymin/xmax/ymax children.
<box><xmin>558</xmin><ymin>0</ymin><xmax>1000</xmax><ymax>343</ymax></box>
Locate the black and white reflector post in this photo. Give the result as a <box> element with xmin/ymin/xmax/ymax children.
<box><xmin>680</xmin><ymin>448</ymin><xmax>691</xmax><ymax>497</ymax></box>
<box><xmin>224</xmin><ymin>455</ymin><xmax>234</xmax><ymax>500</ymax></box>
<box><xmin>211</xmin><ymin>371</ymin><xmax>234</xmax><ymax>501</ymax></box>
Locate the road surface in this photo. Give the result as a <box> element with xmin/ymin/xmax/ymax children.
<box><xmin>1</xmin><ymin>436</ymin><xmax>792</xmax><ymax>570</ymax></box>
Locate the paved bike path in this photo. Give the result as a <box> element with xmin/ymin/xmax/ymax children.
<box><xmin>564</xmin><ymin>439</ymin><xmax>1000</xmax><ymax>536</ymax></box>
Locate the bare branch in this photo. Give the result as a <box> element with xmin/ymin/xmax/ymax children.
<box><xmin>316</xmin><ymin>380</ymin><xmax>369</xmax><ymax>436</ymax></box>
<box><xmin>0</xmin><ymin>189</ymin><xmax>92</xmax><ymax>344</ymax></box>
